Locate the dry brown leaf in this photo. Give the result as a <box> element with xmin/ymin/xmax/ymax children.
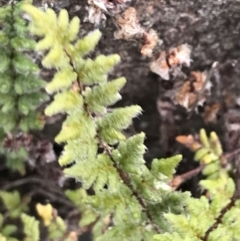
<box><xmin>150</xmin><ymin>44</ymin><xmax>192</xmax><ymax>80</ymax></box>
<box><xmin>86</xmin><ymin>1</ymin><xmax>107</xmax><ymax>26</ymax></box>
<box><xmin>175</xmin><ymin>81</ymin><xmax>197</xmax><ymax>109</ymax></box>
<box><xmin>174</xmin><ymin>71</ymin><xmax>211</xmax><ymax>111</ymax></box>
<box><xmin>204</xmin><ymin>103</ymin><xmax>221</xmax><ymax>123</ymax></box>
<box><xmin>141</xmin><ymin>29</ymin><xmax>159</xmax><ymax>57</ymax></box>
<box><xmin>223</xmin><ymin>91</ymin><xmax>236</xmax><ymax>108</ymax></box>
<box><xmin>150</xmin><ymin>51</ymin><xmax>170</xmax><ymax>80</ymax></box>
<box><xmin>176</xmin><ymin>135</ymin><xmax>201</xmax><ymax>151</ymax></box>
<box><xmin>168</xmin><ymin>44</ymin><xmax>192</xmax><ymax>67</ymax></box>
<box><xmin>169</xmin><ymin>176</ymin><xmax>184</xmax><ymax>190</ymax></box>
<box><xmin>68</xmin><ymin>232</ymin><xmax>78</xmax><ymax>241</ymax></box>
<box><xmin>114</xmin><ymin>7</ymin><xmax>144</xmax><ymax>40</ymax></box>
<box><xmin>115</xmin><ymin>0</ymin><xmax>131</xmax><ymax>3</ymax></box>
<box><xmin>86</xmin><ymin>0</ymin><xmax>131</xmax><ymax>25</ymax></box>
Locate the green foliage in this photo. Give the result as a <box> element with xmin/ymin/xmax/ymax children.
<box><xmin>0</xmin><ymin>190</ymin><xmax>33</xmax><ymax>241</ymax></box>
<box><xmin>21</xmin><ymin>214</ymin><xmax>39</xmax><ymax>241</ymax></box>
<box><xmin>195</xmin><ymin>129</ymin><xmax>225</xmax><ymax>179</ymax></box>
<box><xmin>154</xmin><ymin>130</ymin><xmax>240</xmax><ymax>241</ymax></box>
<box><xmin>0</xmin><ymin>214</ymin><xmax>18</xmax><ymax>241</ymax></box>
<box><xmin>66</xmin><ymin>188</ymin><xmax>99</xmax><ymax>227</ymax></box>
<box><xmin>0</xmin><ymin>0</ymin><xmax>48</xmax><ymax>174</ymax></box>
<box><xmin>0</xmin><ymin>191</ymin><xmax>29</xmax><ymax>218</ymax></box>
<box><xmin>4</xmin><ymin>146</ymin><xmax>27</xmax><ymax>175</ymax></box>
<box><xmin>35</xmin><ymin>202</ymin><xmax>79</xmax><ymax>241</ymax></box>
<box><xmin>0</xmin><ymin>3</ymin><xmax>239</xmax><ymax>241</ymax></box>
<box><xmin>0</xmin><ymin>0</ymin><xmax>48</xmax><ymax>134</ymax></box>
<box><xmin>23</xmin><ymin>4</ymin><xmax>188</xmax><ymax>241</ymax></box>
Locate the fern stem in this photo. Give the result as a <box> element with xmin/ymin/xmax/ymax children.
<box><xmin>63</xmin><ymin>48</ymin><xmax>83</xmax><ymax>94</ymax></box>
<box><xmin>100</xmin><ymin>137</ymin><xmax>162</xmax><ymax>234</ymax></box>
<box><xmin>202</xmin><ymin>197</ymin><xmax>235</xmax><ymax>241</ymax></box>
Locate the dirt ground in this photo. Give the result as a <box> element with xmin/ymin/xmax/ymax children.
<box><xmin>1</xmin><ymin>0</ymin><xmax>240</xmax><ymax>240</ymax></box>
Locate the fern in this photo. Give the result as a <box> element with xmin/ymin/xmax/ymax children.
<box><xmin>0</xmin><ymin>190</ymin><xmax>29</xmax><ymax>218</ymax></box>
<box><xmin>21</xmin><ymin>214</ymin><xmax>39</xmax><ymax>241</ymax></box>
<box><xmin>0</xmin><ymin>214</ymin><xmax>18</xmax><ymax>241</ymax></box>
<box><xmin>23</xmin><ymin>4</ymin><xmax>189</xmax><ymax>240</ymax></box>
<box><xmin>154</xmin><ymin>130</ymin><xmax>240</xmax><ymax>240</ymax></box>
<box><xmin>0</xmin><ymin>190</ymin><xmax>32</xmax><ymax>241</ymax></box>
<box><xmin>0</xmin><ymin>0</ymin><xmax>49</xmax><ymax>173</ymax></box>
<box><xmin>0</xmin><ymin>0</ymin><xmax>48</xmax><ymax>133</ymax></box>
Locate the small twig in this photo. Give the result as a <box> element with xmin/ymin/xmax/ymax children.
<box><xmin>36</xmin><ymin>189</ymin><xmax>75</xmax><ymax>209</ymax></box>
<box><xmin>2</xmin><ymin>176</ymin><xmax>55</xmax><ymax>190</ymax></box>
<box><xmin>223</xmin><ymin>147</ymin><xmax>240</xmax><ymax>160</ymax></box>
<box><xmin>1</xmin><ymin>176</ymin><xmax>75</xmax><ymax>209</ymax></box>
<box><xmin>63</xmin><ymin>48</ymin><xmax>83</xmax><ymax>94</ymax></box>
<box><xmin>170</xmin><ymin>165</ymin><xmax>203</xmax><ymax>190</ymax></box>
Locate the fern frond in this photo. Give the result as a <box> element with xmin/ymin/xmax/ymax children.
<box><xmin>0</xmin><ymin>191</ymin><xmax>29</xmax><ymax>218</ymax></box>
<box><xmin>24</xmin><ymin>4</ymin><xmax>190</xmax><ymax>241</ymax></box>
<box><xmin>0</xmin><ymin>0</ymin><xmax>48</xmax><ymax>133</ymax></box>
<box><xmin>21</xmin><ymin>214</ymin><xmax>39</xmax><ymax>241</ymax></box>
<box><xmin>74</xmin><ymin>30</ymin><xmax>101</xmax><ymax>57</ymax></box>
<box><xmin>45</xmin><ymin>67</ymin><xmax>77</xmax><ymax>94</ymax></box>
<box><xmin>45</xmin><ymin>90</ymin><xmax>83</xmax><ymax>115</ymax></box>
<box><xmin>85</xmin><ymin>77</ymin><xmax>126</xmax><ymax>113</ymax></box>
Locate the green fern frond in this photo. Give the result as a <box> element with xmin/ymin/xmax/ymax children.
<box><xmin>0</xmin><ymin>191</ymin><xmax>29</xmax><ymax>218</ymax></box>
<box><xmin>74</xmin><ymin>30</ymin><xmax>102</xmax><ymax>56</ymax></box>
<box><xmin>151</xmin><ymin>155</ymin><xmax>182</xmax><ymax>178</ymax></box>
<box><xmin>24</xmin><ymin>4</ymin><xmax>190</xmax><ymax>241</ymax></box>
<box><xmin>85</xmin><ymin>77</ymin><xmax>126</xmax><ymax>113</ymax></box>
<box><xmin>21</xmin><ymin>214</ymin><xmax>39</xmax><ymax>241</ymax></box>
<box><xmin>155</xmin><ymin>130</ymin><xmax>240</xmax><ymax>240</ymax></box>
<box><xmin>0</xmin><ymin>1</ymin><xmax>48</xmax><ymax>133</ymax></box>
<box><xmin>45</xmin><ymin>90</ymin><xmax>83</xmax><ymax>115</ymax></box>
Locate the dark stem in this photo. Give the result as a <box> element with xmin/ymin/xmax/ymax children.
<box><xmin>101</xmin><ymin>139</ymin><xmax>161</xmax><ymax>233</ymax></box>
<box><xmin>171</xmin><ymin>165</ymin><xmax>203</xmax><ymax>190</ymax></box>
<box><xmin>202</xmin><ymin>198</ymin><xmax>235</xmax><ymax>241</ymax></box>
<box><xmin>223</xmin><ymin>147</ymin><xmax>240</xmax><ymax>160</ymax></box>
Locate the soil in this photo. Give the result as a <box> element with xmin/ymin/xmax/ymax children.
<box><xmin>1</xmin><ymin>0</ymin><xmax>240</xmax><ymax>240</ymax></box>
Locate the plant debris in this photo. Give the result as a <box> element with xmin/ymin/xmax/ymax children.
<box><xmin>150</xmin><ymin>44</ymin><xmax>192</xmax><ymax>80</ymax></box>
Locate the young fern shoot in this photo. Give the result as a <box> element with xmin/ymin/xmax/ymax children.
<box><xmin>23</xmin><ymin>4</ymin><xmax>188</xmax><ymax>240</ymax></box>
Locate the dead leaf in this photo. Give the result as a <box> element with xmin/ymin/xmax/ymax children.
<box><xmin>150</xmin><ymin>51</ymin><xmax>170</xmax><ymax>80</ymax></box>
<box><xmin>168</xmin><ymin>44</ymin><xmax>192</xmax><ymax>67</ymax></box>
<box><xmin>204</xmin><ymin>103</ymin><xmax>221</xmax><ymax>123</ymax></box>
<box><xmin>141</xmin><ymin>29</ymin><xmax>159</xmax><ymax>57</ymax></box>
<box><xmin>176</xmin><ymin>135</ymin><xmax>201</xmax><ymax>151</ymax></box>
<box><xmin>174</xmin><ymin>71</ymin><xmax>212</xmax><ymax>111</ymax></box>
<box><xmin>114</xmin><ymin>7</ymin><xmax>144</xmax><ymax>40</ymax></box>
<box><xmin>150</xmin><ymin>44</ymin><xmax>192</xmax><ymax>80</ymax></box>
<box><xmin>86</xmin><ymin>0</ymin><xmax>130</xmax><ymax>25</ymax></box>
